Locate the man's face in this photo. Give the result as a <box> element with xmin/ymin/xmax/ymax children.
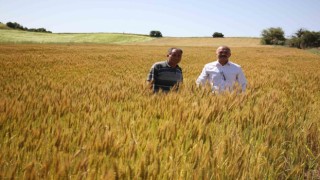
<box><xmin>168</xmin><ymin>49</ymin><xmax>182</xmax><ymax>65</ymax></box>
<box><xmin>216</xmin><ymin>47</ymin><xmax>231</xmax><ymax>62</ymax></box>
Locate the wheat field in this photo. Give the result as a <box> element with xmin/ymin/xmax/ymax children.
<box><xmin>0</xmin><ymin>44</ymin><xmax>319</xmax><ymax>179</ymax></box>
<box><xmin>129</xmin><ymin>37</ymin><xmax>263</xmax><ymax>47</ymax></box>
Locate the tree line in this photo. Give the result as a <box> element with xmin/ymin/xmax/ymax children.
<box><xmin>150</xmin><ymin>28</ymin><xmax>319</xmax><ymax>49</ymax></box>
<box><xmin>5</xmin><ymin>22</ymin><xmax>52</xmax><ymax>33</ymax></box>
<box><xmin>4</xmin><ymin>21</ymin><xmax>319</xmax><ymax>49</ymax></box>
<box><xmin>261</xmin><ymin>27</ymin><xmax>320</xmax><ymax>49</ymax></box>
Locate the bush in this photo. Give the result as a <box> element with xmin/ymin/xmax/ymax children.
<box><xmin>212</xmin><ymin>32</ymin><xmax>224</xmax><ymax>38</ymax></box>
<box><xmin>150</xmin><ymin>31</ymin><xmax>162</xmax><ymax>37</ymax></box>
<box><xmin>28</xmin><ymin>28</ymin><xmax>51</xmax><ymax>33</ymax></box>
<box><xmin>288</xmin><ymin>29</ymin><xmax>320</xmax><ymax>49</ymax></box>
<box><xmin>6</xmin><ymin>22</ymin><xmax>24</xmax><ymax>30</ymax></box>
<box><xmin>261</xmin><ymin>27</ymin><xmax>286</xmax><ymax>45</ymax></box>
<box><xmin>5</xmin><ymin>21</ymin><xmax>52</xmax><ymax>33</ymax></box>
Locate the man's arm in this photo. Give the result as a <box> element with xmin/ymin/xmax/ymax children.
<box><xmin>146</xmin><ymin>64</ymin><xmax>157</xmax><ymax>90</ymax></box>
<box><xmin>196</xmin><ymin>66</ymin><xmax>208</xmax><ymax>87</ymax></box>
<box><xmin>146</xmin><ymin>79</ymin><xmax>154</xmax><ymax>89</ymax></box>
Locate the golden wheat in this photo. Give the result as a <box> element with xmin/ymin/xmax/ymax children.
<box><xmin>0</xmin><ymin>44</ymin><xmax>319</xmax><ymax>179</ymax></box>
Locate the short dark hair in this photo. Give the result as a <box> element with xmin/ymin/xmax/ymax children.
<box><xmin>168</xmin><ymin>47</ymin><xmax>183</xmax><ymax>55</ymax></box>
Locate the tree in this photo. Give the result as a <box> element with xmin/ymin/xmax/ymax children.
<box><xmin>212</xmin><ymin>32</ymin><xmax>224</xmax><ymax>38</ymax></box>
<box><xmin>5</xmin><ymin>21</ymin><xmax>52</xmax><ymax>33</ymax></box>
<box><xmin>6</xmin><ymin>22</ymin><xmax>24</xmax><ymax>30</ymax></box>
<box><xmin>288</xmin><ymin>29</ymin><xmax>320</xmax><ymax>49</ymax></box>
<box><xmin>149</xmin><ymin>30</ymin><xmax>162</xmax><ymax>37</ymax></box>
<box><xmin>288</xmin><ymin>36</ymin><xmax>302</xmax><ymax>48</ymax></box>
<box><xmin>261</xmin><ymin>27</ymin><xmax>286</xmax><ymax>45</ymax></box>
<box><xmin>300</xmin><ymin>31</ymin><xmax>320</xmax><ymax>48</ymax></box>
<box><xmin>295</xmin><ymin>28</ymin><xmax>306</xmax><ymax>38</ymax></box>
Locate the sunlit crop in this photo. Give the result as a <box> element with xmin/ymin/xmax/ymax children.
<box><xmin>0</xmin><ymin>44</ymin><xmax>319</xmax><ymax>179</ymax></box>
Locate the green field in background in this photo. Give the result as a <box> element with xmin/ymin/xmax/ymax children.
<box><xmin>0</xmin><ymin>29</ymin><xmax>154</xmax><ymax>44</ymax></box>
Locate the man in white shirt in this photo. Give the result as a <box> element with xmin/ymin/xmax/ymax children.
<box><xmin>196</xmin><ymin>46</ymin><xmax>247</xmax><ymax>93</ymax></box>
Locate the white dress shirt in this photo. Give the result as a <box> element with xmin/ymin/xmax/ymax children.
<box><xmin>196</xmin><ymin>60</ymin><xmax>247</xmax><ymax>93</ymax></box>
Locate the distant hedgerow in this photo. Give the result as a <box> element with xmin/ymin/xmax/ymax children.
<box><xmin>6</xmin><ymin>21</ymin><xmax>52</xmax><ymax>33</ymax></box>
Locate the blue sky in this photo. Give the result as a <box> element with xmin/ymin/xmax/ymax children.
<box><xmin>1</xmin><ymin>0</ymin><xmax>319</xmax><ymax>37</ymax></box>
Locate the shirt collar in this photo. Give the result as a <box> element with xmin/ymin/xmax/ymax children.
<box><xmin>215</xmin><ymin>60</ymin><xmax>230</xmax><ymax>66</ymax></box>
<box><xmin>166</xmin><ymin>61</ymin><xmax>179</xmax><ymax>68</ymax></box>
